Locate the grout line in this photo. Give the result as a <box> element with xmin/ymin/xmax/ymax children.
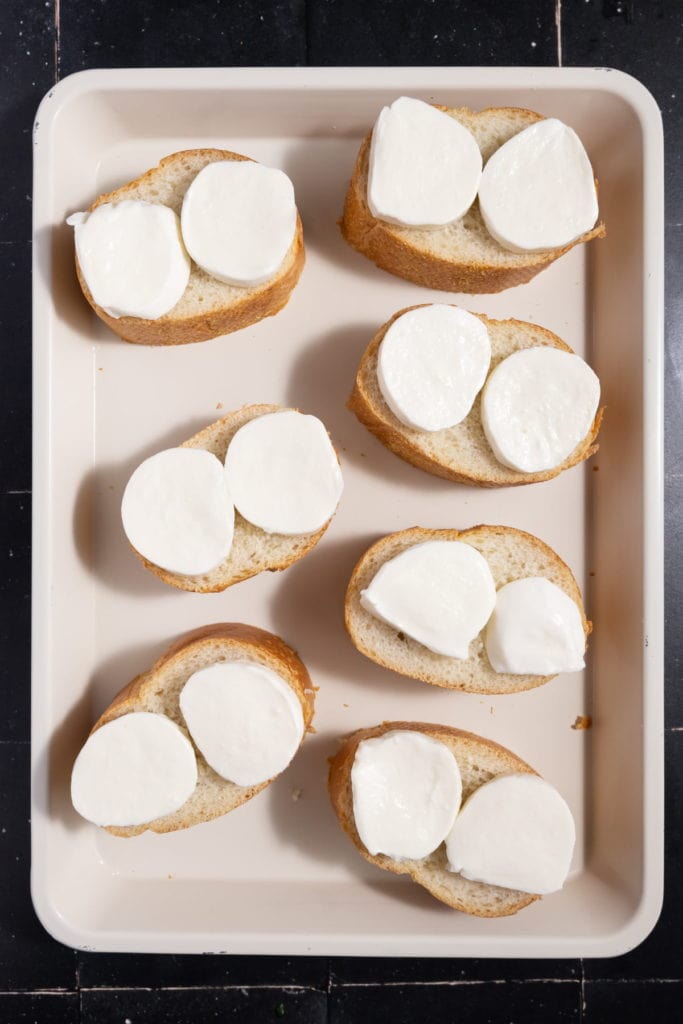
<box><xmin>583</xmin><ymin>978</ymin><xmax>681</xmax><ymax>984</ymax></box>
<box><xmin>54</xmin><ymin>0</ymin><xmax>61</xmax><ymax>83</ymax></box>
<box><xmin>304</xmin><ymin>0</ymin><xmax>310</xmax><ymax>65</ymax></box>
<box><xmin>328</xmin><ymin>979</ymin><xmax>578</xmax><ymax>988</ymax></box>
<box><xmin>0</xmin><ymin>990</ymin><xmax>75</xmax><ymax>996</ymax></box>
<box><xmin>555</xmin><ymin>0</ymin><xmax>563</xmax><ymax>67</ymax></box>
<box><xmin>580</xmin><ymin>959</ymin><xmax>586</xmax><ymax>1020</ymax></box>
<box><xmin>78</xmin><ymin>984</ymin><xmax>321</xmax><ymax>993</ymax></box>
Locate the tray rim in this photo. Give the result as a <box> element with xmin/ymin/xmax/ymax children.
<box><xmin>31</xmin><ymin>65</ymin><xmax>665</xmax><ymax>958</ymax></box>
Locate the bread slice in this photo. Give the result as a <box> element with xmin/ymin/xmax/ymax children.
<box><xmin>90</xmin><ymin>623</ymin><xmax>315</xmax><ymax>837</ymax></box>
<box><xmin>129</xmin><ymin>403</ymin><xmax>338</xmax><ymax>593</ymax></box>
<box><xmin>348</xmin><ymin>304</ymin><xmax>603</xmax><ymax>486</ymax></box>
<box><xmin>345</xmin><ymin>525</ymin><xmax>590</xmax><ymax>695</ymax></box>
<box><xmin>341</xmin><ymin>106</ymin><xmax>606</xmax><ymax>293</ymax></box>
<box><xmin>328</xmin><ymin>721</ymin><xmax>540</xmax><ymax>916</ymax></box>
<box><xmin>76</xmin><ymin>149</ymin><xmax>305</xmax><ymax>345</ymax></box>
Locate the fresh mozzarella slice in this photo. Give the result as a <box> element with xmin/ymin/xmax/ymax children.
<box><xmin>180</xmin><ymin>160</ymin><xmax>297</xmax><ymax>286</ymax></box>
<box><xmin>70</xmin><ymin>712</ymin><xmax>197</xmax><ymax>827</ymax></box>
<box><xmin>481</xmin><ymin>347</ymin><xmax>600</xmax><ymax>473</ymax></box>
<box><xmin>377</xmin><ymin>304</ymin><xmax>491</xmax><ymax>431</ymax></box>
<box><xmin>360</xmin><ymin>540</ymin><xmax>497</xmax><ymax>659</ymax></box>
<box><xmin>368</xmin><ymin>96</ymin><xmax>482</xmax><ymax>227</ymax></box>
<box><xmin>446</xmin><ymin>773</ymin><xmax>576</xmax><ymax>894</ymax></box>
<box><xmin>478</xmin><ymin>118</ymin><xmax>599</xmax><ymax>252</ymax></box>
<box><xmin>485</xmin><ymin>577</ymin><xmax>585</xmax><ymax>675</ymax></box>
<box><xmin>224</xmin><ymin>411</ymin><xmax>343</xmax><ymax>535</ymax></box>
<box><xmin>179</xmin><ymin>662</ymin><xmax>304</xmax><ymax>787</ymax></box>
<box><xmin>352</xmin><ymin>730</ymin><xmax>462</xmax><ymax>859</ymax></box>
<box><xmin>68</xmin><ymin>200</ymin><xmax>190</xmax><ymax>319</ymax></box>
<box><xmin>121</xmin><ymin>447</ymin><xmax>234</xmax><ymax>576</ymax></box>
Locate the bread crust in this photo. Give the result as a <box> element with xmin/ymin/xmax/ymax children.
<box><xmin>340</xmin><ymin>108</ymin><xmax>606</xmax><ymax>293</ymax></box>
<box><xmin>91</xmin><ymin>623</ymin><xmax>316</xmax><ymax>837</ymax></box>
<box><xmin>129</xmin><ymin>403</ymin><xmax>336</xmax><ymax>593</ymax></box>
<box><xmin>328</xmin><ymin>721</ymin><xmax>539</xmax><ymax>916</ymax></box>
<box><xmin>347</xmin><ymin>304</ymin><xmax>603</xmax><ymax>486</ymax></box>
<box><xmin>344</xmin><ymin>525</ymin><xmax>591</xmax><ymax>694</ymax></box>
<box><xmin>74</xmin><ymin>149</ymin><xmax>305</xmax><ymax>345</ymax></box>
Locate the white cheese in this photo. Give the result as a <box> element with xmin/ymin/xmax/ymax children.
<box><xmin>481</xmin><ymin>347</ymin><xmax>600</xmax><ymax>473</ymax></box>
<box><xmin>377</xmin><ymin>304</ymin><xmax>491</xmax><ymax>431</ymax></box>
<box><xmin>446</xmin><ymin>773</ymin><xmax>576</xmax><ymax>894</ymax></box>
<box><xmin>69</xmin><ymin>200</ymin><xmax>190</xmax><ymax>319</ymax></box>
<box><xmin>368</xmin><ymin>96</ymin><xmax>482</xmax><ymax>227</ymax></box>
<box><xmin>485</xmin><ymin>577</ymin><xmax>586</xmax><ymax>675</ymax></box>
<box><xmin>180</xmin><ymin>160</ymin><xmax>297</xmax><ymax>286</ymax></box>
<box><xmin>360</xmin><ymin>541</ymin><xmax>497</xmax><ymax>659</ymax></box>
<box><xmin>179</xmin><ymin>661</ymin><xmax>304</xmax><ymax>787</ymax></box>
<box><xmin>70</xmin><ymin>712</ymin><xmax>197</xmax><ymax>827</ymax></box>
<box><xmin>224</xmin><ymin>411</ymin><xmax>343</xmax><ymax>535</ymax></box>
<box><xmin>121</xmin><ymin>448</ymin><xmax>234</xmax><ymax>575</ymax></box>
<box><xmin>351</xmin><ymin>730</ymin><xmax>462</xmax><ymax>859</ymax></box>
<box><xmin>478</xmin><ymin>118</ymin><xmax>599</xmax><ymax>252</ymax></box>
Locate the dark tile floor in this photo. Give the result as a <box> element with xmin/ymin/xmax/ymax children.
<box><xmin>1</xmin><ymin>1</ymin><xmax>681</xmax><ymax>1021</ymax></box>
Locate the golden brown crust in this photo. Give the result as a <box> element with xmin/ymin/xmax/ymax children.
<box><xmin>328</xmin><ymin>721</ymin><xmax>539</xmax><ymax>916</ymax></box>
<box><xmin>347</xmin><ymin>305</ymin><xmax>603</xmax><ymax>487</ymax></box>
<box><xmin>129</xmin><ymin>404</ymin><xmax>334</xmax><ymax>594</ymax></box>
<box><xmin>74</xmin><ymin>149</ymin><xmax>305</xmax><ymax>345</ymax></box>
<box><xmin>344</xmin><ymin>525</ymin><xmax>590</xmax><ymax>694</ymax></box>
<box><xmin>94</xmin><ymin>623</ymin><xmax>316</xmax><ymax>837</ymax></box>
<box><xmin>340</xmin><ymin>114</ymin><xmax>606</xmax><ymax>293</ymax></box>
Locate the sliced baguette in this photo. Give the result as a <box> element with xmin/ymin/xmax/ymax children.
<box><xmin>129</xmin><ymin>403</ymin><xmax>338</xmax><ymax>593</ymax></box>
<box><xmin>76</xmin><ymin>149</ymin><xmax>305</xmax><ymax>345</ymax></box>
<box><xmin>341</xmin><ymin>106</ymin><xmax>605</xmax><ymax>293</ymax></box>
<box><xmin>348</xmin><ymin>304</ymin><xmax>603</xmax><ymax>487</ymax></box>
<box><xmin>90</xmin><ymin>623</ymin><xmax>315</xmax><ymax>837</ymax></box>
<box><xmin>345</xmin><ymin>525</ymin><xmax>590</xmax><ymax>695</ymax></box>
<box><xmin>329</xmin><ymin>721</ymin><xmax>540</xmax><ymax>916</ymax></box>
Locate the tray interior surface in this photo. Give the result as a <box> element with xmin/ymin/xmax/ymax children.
<box><xmin>32</xmin><ymin>70</ymin><xmax>659</xmax><ymax>955</ymax></box>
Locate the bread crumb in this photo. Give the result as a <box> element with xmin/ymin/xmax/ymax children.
<box><xmin>571</xmin><ymin>715</ymin><xmax>592</xmax><ymax>730</ymax></box>
<box><xmin>167</xmin><ymin>873</ymin><xmax>173</xmax><ymax>880</ymax></box>
<box><xmin>589</xmin><ymin>571</ymin><xmax>596</xmax><ymax>577</ymax></box>
<box><xmin>290</xmin><ymin>787</ymin><xmax>302</xmax><ymax>802</ymax></box>
<box><xmin>489</xmin><ymin>706</ymin><xmax>494</xmax><ymax>714</ymax></box>
<box><xmin>98</xmin><ymin>367</ymin><xmax>104</xmax><ymax>372</ymax></box>
<box><xmin>216</xmin><ymin>402</ymin><xmax>223</xmax><ymax>409</ymax></box>
<box><xmin>592</xmin><ymin>465</ymin><xmax>599</xmax><ymax>471</ymax></box>
<box><xmin>343</xmin><ymin>703</ymin><xmax>349</xmax><ymax>708</ymax></box>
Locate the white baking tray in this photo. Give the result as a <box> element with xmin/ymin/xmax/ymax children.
<box><xmin>31</xmin><ymin>67</ymin><xmax>664</xmax><ymax>957</ymax></box>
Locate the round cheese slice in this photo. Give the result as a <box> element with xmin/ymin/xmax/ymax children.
<box><xmin>224</xmin><ymin>411</ymin><xmax>343</xmax><ymax>535</ymax></box>
<box><xmin>368</xmin><ymin>96</ymin><xmax>482</xmax><ymax>228</ymax></box>
<box><xmin>377</xmin><ymin>305</ymin><xmax>491</xmax><ymax>431</ymax></box>
<box><xmin>71</xmin><ymin>712</ymin><xmax>197</xmax><ymax>827</ymax></box>
<box><xmin>179</xmin><ymin>662</ymin><xmax>305</xmax><ymax>787</ymax></box>
<box><xmin>478</xmin><ymin>118</ymin><xmax>599</xmax><ymax>252</ymax></box>
<box><xmin>69</xmin><ymin>201</ymin><xmax>191</xmax><ymax>319</ymax></box>
<box><xmin>446</xmin><ymin>773</ymin><xmax>576</xmax><ymax>894</ymax></box>
<box><xmin>481</xmin><ymin>347</ymin><xmax>600</xmax><ymax>473</ymax></box>
<box><xmin>485</xmin><ymin>577</ymin><xmax>586</xmax><ymax>675</ymax></box>
<box><xmin>121</xmin><ymin>447</ymin><xmax>235</xmax><ymax>576</ymax></box>
<box><xmin>180</xmin><ymin>160</ymin><xmax>297</xmax><ymax>286</ymax></box>
<box><xmin>360</xmin><ymin>540</ymin><xmax>497</xmax><ymax>659</ymax></box>
<box><xmin>352</xmin><ymin>730</ymin><xmax>462</xmax><ymax>860</ymax></box>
